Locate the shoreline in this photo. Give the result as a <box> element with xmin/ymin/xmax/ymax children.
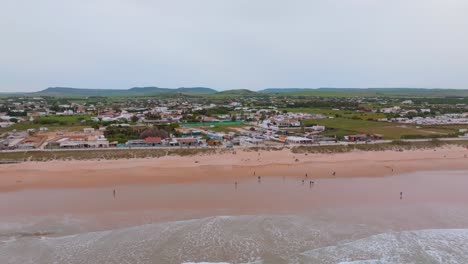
<box><xmin>1</xmin><ymin>145</ymin><xmax>468</xmax><ymax>192</ymax></box>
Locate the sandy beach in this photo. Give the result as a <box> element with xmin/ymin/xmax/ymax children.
<box><xmin>1</xmin><ymin>146</ymin><xmax>468</xmax><ymax>192</ymax></box>
<box><xmin>2</xmin><ymin>147</ymin><xmax>468</xmax><ymax>263</ymax></box>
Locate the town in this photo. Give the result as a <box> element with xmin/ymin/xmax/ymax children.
<box><xmin>1</xmin><ymin>88</ymin><xmax>468</xmax><ymax>151</ymax></box>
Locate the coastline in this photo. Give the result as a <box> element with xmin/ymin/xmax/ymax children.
<box><xmin>1</xmin><ymin>145</ymin><xmax>468</xmax><ymax>192</ymax></box>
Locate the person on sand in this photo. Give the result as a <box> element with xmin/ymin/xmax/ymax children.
<box><xmin>400</xmin><ymin>192</ymin><xmax>403</xmax><ymax>199</ymax></box>
<box><xmin>113</xmin><ymin>189</ymin><xmax>116</xmax><ymax>198</ymax></box>
<box><xmin>332</xmin><ymin>171</ymin><xmax>336</xmax><ymax>176</ymax></box>
<box><xmin>302</xmin><ymin>179</ymin><xmax>305</xmax><ymax>185</ymax></box>
<box><xmin>235</xmin><ymin>182</ymin><xmax>237</xmax><ymax>189</ymax></box>
<box><xmin>305</xmin><ymin>173</ymin><xmax>308</xmax><ymax>178</ymax></box>
<box><xmin>258</xmin><ymin>176</ymin><xmax>261</xmax><ymax>182</ymax></box>
<box><xmin>310</xmin><ymin>181</ymin><xmax>314</xmax><ymax>187</ymax></box>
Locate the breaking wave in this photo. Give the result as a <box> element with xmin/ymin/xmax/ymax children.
<box><xmin>1</xmin><ymin>215</ymin><xmax>468</xmax><ymax>264</ymax></box>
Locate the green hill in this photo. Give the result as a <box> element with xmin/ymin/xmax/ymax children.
<box><xmin>260</xmin><ymin>88</ymin><xmax>468</xmax><ymax>97</ymax></box>
<box><xmin>32</xmin><ymin>87</ymin><xmax>218</xmax><ymax>97</ymax></box>
<box><xmin>210</xmin><ymin>89</ymin><xmax>262</xmax><ymax>98</ymax></box>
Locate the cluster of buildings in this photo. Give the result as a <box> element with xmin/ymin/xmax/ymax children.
<box><xmin>3</xmin><ymin>95</ymin><xmax>468</xmax><ymax>151</ymax></box>
<box><xmin>1</xmin><ymin>128</ymin><xmax>111</xmax><ymax>150</ymax></box>
<box><xmin>384</xmin><ymin>113</ymin><xmax>468</xmax><ymax>125</ymax></box>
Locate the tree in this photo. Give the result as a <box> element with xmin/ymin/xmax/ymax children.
<box><xmin>130</xmin><ymin>115</ymin><xmax>139</xmax><ymax>123</ymax></box>
<box><xmin>139</xmin><ymin>127</ymin><xmax>169</xmax><ymax>139</ymax></box>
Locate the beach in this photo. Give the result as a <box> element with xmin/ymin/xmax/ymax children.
<box><xmin>1</xmin><ymin>146</ymin><xmax>468</xmax><ymax>192</ymax></box>
<box><xmin>2</xmin><ymin>146</ymin><xmax>468</xmax><ymax>263</ymax></box>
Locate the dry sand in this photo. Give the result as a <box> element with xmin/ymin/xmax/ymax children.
<box><xmin>1</xmin><ymin>146</ymin><xmax>468</xmax><ymax>192</ymax></box>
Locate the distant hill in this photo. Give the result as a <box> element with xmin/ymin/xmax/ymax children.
<box><xmin>3</xmin><ymin>86</ymin><xmax>468</xmax><ymax>98</ymax></box>
<box><xmin>217</xmin><ymin>89</ymin><xmax>257</xmax><ymax>95</ymax></box>
<box><xmin>259</xmin><ymin>88</ymin><xmax>315</xmax><ymax>93</ymax></box>
<box><xmin>210</xmin><ymin>89</ymin><xmax>262</xmax><ymax>98</ymax></box>
<box><xmin>260</xmin><ymin>88</ymin><xmax>468</xmax><ymax>97</ymax></box>
<box><xmin>33</xmin><ymin>87</ymin><xmax>218</xmax><ymax>97</ymax></box>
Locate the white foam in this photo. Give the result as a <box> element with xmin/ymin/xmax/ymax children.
<box><xmin>302</xmin><ymin>229</ymin><xmax>468</xmax><ymax>263</ymax></box>
<box><xmin>2</xmin><ymin>215</ymin><xmax>468</xmax><ymax>264</ymax></box>
<box><xmin>183</xmin><ymin>262</ymin><xmax>231</xmax><ymax>264</ymax></box>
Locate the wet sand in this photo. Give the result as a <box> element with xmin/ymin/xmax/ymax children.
<box><xmin>1</xmin><ymin>168</ymin><xmax>468</xmax><ymax>234</ymax></box>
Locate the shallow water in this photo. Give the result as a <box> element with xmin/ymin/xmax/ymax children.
<box><xmin>2</xmin><ymin>171</ymin><xmax>468</xmax><ymax>263</ymax></box>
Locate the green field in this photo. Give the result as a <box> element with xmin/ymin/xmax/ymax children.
<box><xmin>283</xmin><ymin>108</ymin><xmax>386</xmax><ymax>120</ymax></box>
<box><xmin>0</xmin><ymin>115</ymin><xmax>93</xmax><ymax>132</ymax></box>
<box><xmin>303</xmin><ymin>117</ymin><xmax>459</xmax><ymax>139</ymax></box>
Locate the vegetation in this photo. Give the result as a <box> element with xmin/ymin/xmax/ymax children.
<box><xmin>302</xmin><ymin>118</ymin><xmax>459</xmax><ymax>139</ymax></box>
<box><xmin>0</xmin><ymin>148</ymin><xmax>219</xmax><ymax>162</ymax></box>
<box><xmin>0</xmin><ymin>115</ymin><xmax>93</xmax><ymax>132</ymax></box>
<box><xmin>1</xmin><ymin>140</ymin><xmax>465</xmax><ymax>163</ymax></box>
<box><xmin>291</xmin><ymin>139</ymin><xmax>466</xmax><ymax>154</ymax></box>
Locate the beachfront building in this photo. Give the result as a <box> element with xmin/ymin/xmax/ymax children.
<box><xmin>0</xmin><ymin>139</ymin><xmax>10</xmax><ymax>150</ymax></box>
<box><xmin>345</xmin><ymin>133</ymin><xmax>383</xmax><ymax>142</ymax></box>
<box><xmin>285</xmin><ymin>136</ymin><xmax>313</xmax><ymax>145</ymax></box>
<box><xmin>126</xmin><ymin>137</ymin><xmax>163</xmax><ymax>147</ymax></box>
<box><xmin>47</xmin><ymin>135</ymin><xmax>109</xmax><ymax>149</ymax></box>
<box><xmin>175</xmin><ymin>137</ymin><xmax>198</xmax><ymax>147</ymax></box>
<box><xmin>16</xmin><ymin>136</ymin><xmax>48</xmax><ymax>149</ymax></box>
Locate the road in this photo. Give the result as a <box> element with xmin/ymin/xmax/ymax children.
<box><xmin>1</xmin><ymin>137</ymin><xmax>468</xmax><ymax>153</ymax></box>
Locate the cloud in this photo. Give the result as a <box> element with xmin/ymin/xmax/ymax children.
<box><xmin>1</xmin><ymin>0</ymin><xmax>467</xmax><ymax>92</ymax></box>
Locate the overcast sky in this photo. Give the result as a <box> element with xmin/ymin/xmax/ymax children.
<box><xmin>1</xmin><ymin>0</ymin><xmax>467</xmax><ymax>92</ymax></box>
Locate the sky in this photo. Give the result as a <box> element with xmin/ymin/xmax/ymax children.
<box><xmin>1</xmin><ymin>0</ymin><xmax>468</xmax><ymax>92</ymax></box>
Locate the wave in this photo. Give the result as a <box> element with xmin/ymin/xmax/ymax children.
<box><xmin>301</xmin><ymin>229</ymin><xmax>468</xmax><ymax>264</ymax></box>
<box><xmin>1</xmin><ymin>215</ymin><xmax>468</xmax><ymax>264</ymax></box>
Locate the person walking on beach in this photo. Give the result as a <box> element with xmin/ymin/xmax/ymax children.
<box><xmin>113</xmin><ymin>189</ymin><xmax>116</xmax><ymax>198</ymax></box>
<box><xmin>235</xmin><ymin>182</ymin><xmax>238</xmax><ymax>189</ymax></box>
<box><xmin>302</xmin><ymin>179</ymin><xmax>305</xmax><ymax>185</ymax></box>
<box><xmin>305</xmin><ymin>173</ymin><xmax>308</xmax><ymax>178</ymax></box>
<box><xmin>309</xmin><ymin>181</ymin><xmax>313</xmax><ymax>187</ymax></box>
<box><xmin>332</xmin><ymin>171</ymin><xmax>336</xmax><ymax>176</ymax></box>
<box><xmin>400</xmin><ymin>192</ymin><xmax>403</xmax><ymax>199</ymax></box>
<box><xmin>258</xmin><ymin>176</ymin><xmax>261</xmax><ymax>183</ymax></box>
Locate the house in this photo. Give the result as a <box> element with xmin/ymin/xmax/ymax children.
<box><xmin>276</xmin><ymin>119</ymin><xmax>301</xmax><ymax>127</ymax></box>
<box><xmin>285</xmin><ymin>136</ymin><xmax>313</xmax><ymax>144</ymax></box>
<box><xmin>4</xmin><ymin>137</ymin><xmax>25</xmax><ymax>149</ymax></box>
<box><xmin>126</xmin><ymin>139</ymin><xmax>148</xmax><ymax>147</ymax></box>
<box><xmin>83</xmin><ymin>128</ymin><xmax>95</xmax><ymax>133</ymax></box>
<box><xmin>17</xmin><ymin>136</ymin><xmax>48</xmax><ymax>149</ymax></box>
<box><xmin>144</xmin><ymin>137</ymin><xmax>162</xmax><ymax>146</ymax></box>
<box><xmin>345</xmin><ymin>133</ymin><xmax>383</xmax><ymax>142</ymax></box>
<box><xmin>176</xmin><ymin>137</ymin><xmax>198</xmax><ymax>146</ymax></box>
<box><xmin>381</xmin><ymin>106</ymin><xmax>401</xmax><ymax>114</ymax></box>
<box><xmin>0</xmin><ymin>139</ymin><xmax>9</xmax><ymax>150</ymax></box>
<box><xmin>307</xmin><ymin>125</ymin><xmax>325</xmax><ymax>132</ymax></box>
<box><xmin>47</xmin><ymin>135</ymin><xmax>109</xmax><ymax>149</ymax></box>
